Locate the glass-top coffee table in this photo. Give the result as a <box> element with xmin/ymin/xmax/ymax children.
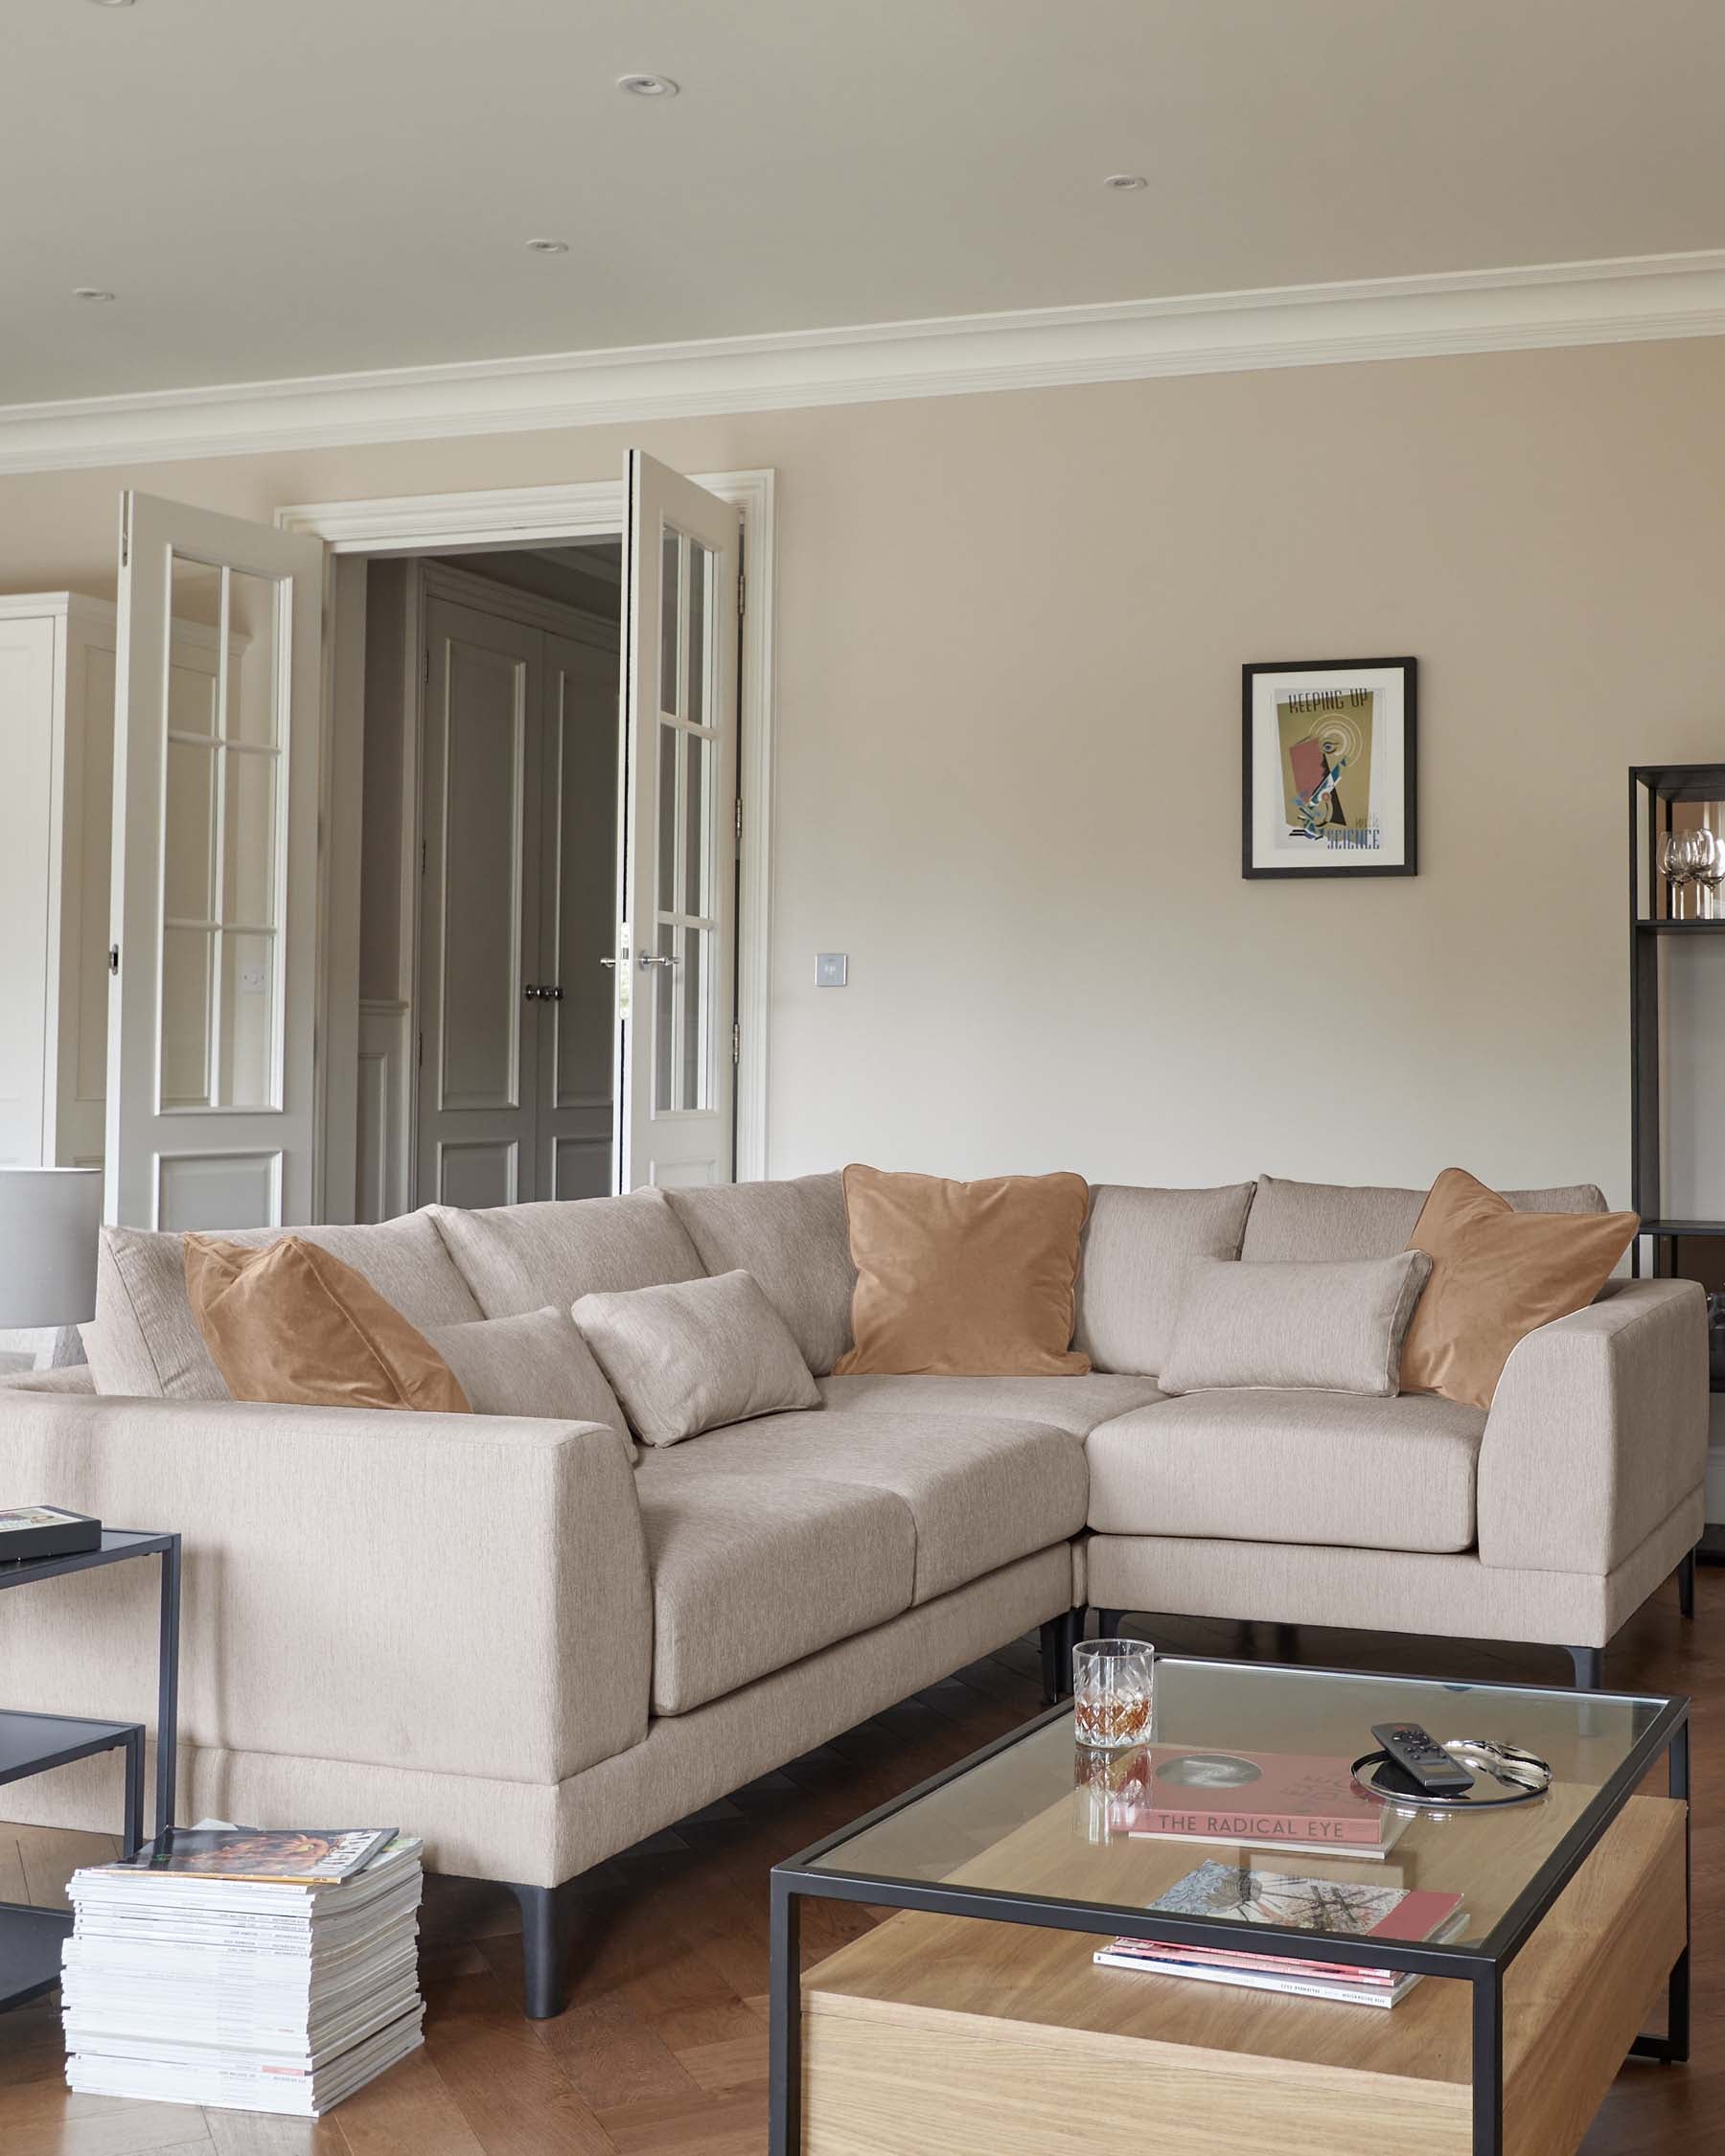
<box><xmin>769</xmin><ymin>1656</ymin><xmax>1689</xmax><ymax>2156</ymax></box>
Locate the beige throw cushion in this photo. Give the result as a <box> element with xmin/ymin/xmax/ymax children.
<box><xmin>426</xmin><ymin>1306</ymin><xmax>636</xmax><ymax>1460</ymax></box>
<box><xmin>1157</xmin><ymin>1251</ymin><xmax>1434</xmax><ymax>1398</ymax></box>
<box><xmin>1401</xmin><ymin>1167</ymin><xmax>1639</xmax><ymax>1410</ymax></box>
<box><xmin>834</xmin><ymin>1165</ymin><xmax>1091</xmax><ymax>1378</ymax></box>
<box><xmin>184</xmin><ymin>1235</ymin><xmax>470</xmax><ymax>1413</ymax></box>
<box><xmin>572</xmin><ymin>1269</ymin><xmax>820</xmax><ymax>1447</ymax></box>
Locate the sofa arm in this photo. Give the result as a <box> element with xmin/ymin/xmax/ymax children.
<box><xmin>1476</xmin><ymin>1279</ymin><xmax>1708</xmax><ymax>1575</ymax></box>
<box><xmin>0</xmin><ymin>1391</ymin><xmax>651</xmax><ymax>1786</ymax></box>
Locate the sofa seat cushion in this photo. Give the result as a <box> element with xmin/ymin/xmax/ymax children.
<box><xmin>1085</xmin><ymin>1389</ymin><xmax>1486</xmax><ymax>1554</ymax></box>
<box><xmin>818</xmin><ymin>1372</ymin><xmax>1167</xmax><ymax>1436</ymax></box>
<box><xmin>633</xmin><ymin>1457</ymin><xmax>916</xmax><ymax>1715</ymax></box>
<box><xmin>651</xmin><ymin>1408</ymin><xmax>1089</xmax><ymax>1616</ymax></box>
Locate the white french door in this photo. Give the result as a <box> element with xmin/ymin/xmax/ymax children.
<box><xmin>617</xmin><ymin>453</ymin><xmax>740</xmax><ymax>1191</ymax></box>
<box><xmin>106</xmin><ymin>493</ymin><xmax>325</xmax><ymax>1228</ymax></box>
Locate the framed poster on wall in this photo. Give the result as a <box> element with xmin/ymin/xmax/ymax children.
<box><xmin>1242</xmin><ymin>656</ymin><xmax>1417</xmax><ymax>879</ymax></box>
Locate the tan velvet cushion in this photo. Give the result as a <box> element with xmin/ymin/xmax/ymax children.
<box><xmin>572</xmin><ymin>1269</ymin><xmax>819</xmax><ymax>1447</ymax></box>
<box><xmin>1400</xmin><ymin>1168</ymin><xmax>1638</xmax><ymax>1410</ymax></box>
<box><xmin>1158</xmin><ymin>1251</ymin><xmax>1433</xmax><ymax>1398</ymax></box>
<box><xmin>184</xmin><ymin>1234</ymin><xmax>470</xmax><ymax>1413</ymax></box>
<box><xmin>833</xmin><ymin>1164</ymin><xmax>1091</xmax><ymax>1377</ymax></box>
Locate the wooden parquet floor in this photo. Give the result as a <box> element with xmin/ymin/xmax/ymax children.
<box><xmin>0</xmin><ymin>1575</ymin><xmax>1715</xmax><ymax>2154</ymax></box>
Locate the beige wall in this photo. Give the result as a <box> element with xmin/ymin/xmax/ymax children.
<box><xmin>4</xmin><ymin>337</ymin><xmax>1723</xmax><ymax>1202</ymax></box>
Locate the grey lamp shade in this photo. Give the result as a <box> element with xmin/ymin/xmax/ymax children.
<box><xmin>0</xmin><ymin>1167</ymin><xmax>104</xmax><ymax>1328</ymax></box>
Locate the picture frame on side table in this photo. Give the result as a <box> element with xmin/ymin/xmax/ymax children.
<box><xmin>1242</xmin><ymin>656</ymin><xmax>1417</xmax><ymax>879</ymax></box>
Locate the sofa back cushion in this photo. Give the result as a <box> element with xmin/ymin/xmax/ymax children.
<box><xmin>666</xmin><ymin>1175</ymin><xmax>856</xmax><ymax>1375</ymax></box>
<box><xmin>83</xmin><ymin>1210</ymin><xmax>482</xmax><ymax>1401</ymax></box>
<box><xmin>1072</xmin><ymin>1182</ymin><xmax>1256</xmax><ymax>1376</ymax></box>
<box><xmin>430</xmin><ymin>1188</ymin><xmax>702</xmax><ymax>1317</ymax></box>
<box><xmin>1240</xmin><ymin>1174</ymin><xmax>1608</xmax><ymax>1264</ymax></box>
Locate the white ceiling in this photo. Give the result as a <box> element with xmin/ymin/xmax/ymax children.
<box><xmin>5</xmin><ymin>0</ymin><xmax>1724</xmax><ymax>407</ymax></box>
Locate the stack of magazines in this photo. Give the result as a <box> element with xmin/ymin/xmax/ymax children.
<box><xmin>1094</xmin><ymin>1860</ymin><xmax>1466</xmax><ymax>2007</ymax></box>
<box><xmin>62</xmin><ymin>1823</ymin><xmax>424</xmax><ymax>2115</ymax></box>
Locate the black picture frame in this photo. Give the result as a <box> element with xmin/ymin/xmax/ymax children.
<box><xmin>1242</xmin><ymin>656</ymin><xmax>1418</xmax><ymax>880</ymax></box>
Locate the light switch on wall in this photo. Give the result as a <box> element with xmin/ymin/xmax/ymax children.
<box><xmin>816</xmin><ymin>953</ymin><xmax>848</xmax><ymax>988</ymax></box>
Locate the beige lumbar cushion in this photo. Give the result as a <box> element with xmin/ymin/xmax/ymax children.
<box><xmin>1157</xmin><ymin>1251</ymin><xmax>1433</xmax><ymax>1398</ymax></box>
<box><xmin>1400</xmin><ymin>1167</ymin><xmax>1639</xmax><ymax>1410</ymax></box>
<box><xmin>572</xmin><ymin>1269</ymin><xmax>819</xmax><ymax>1447</ymax></box>
<box><xmin>426</xmin><ymin>1306</ymin><xmax>636</xmax><ymax>1459</ymax></box>
<box><xmin>184</xmin><ymin>1234</ymin><xmax>470</xmax><ymax>1413</ymax></box>
<box><xmin>833</xmin><ymin>1164</ymin><xmax>1092</xmax><ymax>1378</ymax></box>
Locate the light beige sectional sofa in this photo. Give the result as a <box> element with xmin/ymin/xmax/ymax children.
<box><xmin>0</xmin><ymin>1172</ymin><xmax>1705</xmax><ymax>2016</ymax></box>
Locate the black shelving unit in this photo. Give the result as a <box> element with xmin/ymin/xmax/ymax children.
<box><xmin>1629</xmin><ymin>764</ymin><xmax>1725</xmax><ymax>1562</ymax></box>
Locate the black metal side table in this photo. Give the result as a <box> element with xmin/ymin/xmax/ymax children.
<box><xmin>0</xmin><ymin>1528</ymin><xmax>181</xmax><ymax>2009</ymax></box>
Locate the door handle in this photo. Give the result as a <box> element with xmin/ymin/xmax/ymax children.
<box><xmin>598</xmin><ymin>957</ymin><xmax>622</xmax><ymax>969</ymax></box>
<box><xmin>523</xmin><ymin>984</ymin><xmax>566</xmax><ymax>1000</ymax></box>
<box><xmin>638</xmin><ymin>953</ymin><xmax>678</xmax><ymax>971</ymax></box>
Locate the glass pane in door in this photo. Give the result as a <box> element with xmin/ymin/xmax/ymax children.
<box><xmin>155</xmin><ymin>549</ymin><xmax>288</xmax><ymax>1112</ymax></box>
<box><xmin>649</xmin><ymin>524</ymin><xmax>721</xmax><ymax>1119</ymax></box>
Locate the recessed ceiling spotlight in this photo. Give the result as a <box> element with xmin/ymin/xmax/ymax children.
<box><xmin>1103</xmin><ymin>172</ymin><xmax>1147</xmax><ymax>191</ymax></box>
<box><xmin>617</xmin><ymin>73</ymin><xmax>678</xmax><ymax>97</ymax></box>
<box><xmin>525</xmin><ymin>238</ymin><xmax>569</xmax><ymax>254</ymax></box>
<box><xmin>73</xmin><ymin>287</ymin><xmax>116</xmax><ymax>302</ymax></box>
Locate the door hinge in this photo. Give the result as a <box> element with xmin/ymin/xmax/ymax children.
<box><xmin>417</xmin><ymin>1030</ymin><xmax>424</xmax><ymax>1069</ymax></box>
<box><xmin>423</xmin><ymin>647</ymin><xmax>430</xmax><ymax>687</ymax></box>
<box><xmin>119</xmin><ymin>501</ymin><xmax>129</xmax><ymax>570</ymax></box>
<box><xmin>737</xmin><ymin>571</ymin><xmax>746</xmax><ymax>617</ymax></box>
<box><xmin>108</xmin><ymin>944</ymin><xmax>120</xmax><ymax>976</ymax></box>
<box><xmin>734</xmin><ymin>797</ymin><xmax>743</xmax><ymax>842</ymax></box>
<box><xmin>421</xmin><ymin>837</ymin><xmax>426</xmax><ymax>877</ymax></box>
<box><xmin>731</xmin><ymin>1021</ymin><xmax>740</xmax><ymax>1065</ymax></box>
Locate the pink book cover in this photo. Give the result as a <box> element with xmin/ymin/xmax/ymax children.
<box><xmin>1109</xmin><ymin>1746</ymin><xmax>1393</xmax><ymax>1847</ymax></box>
<box><xmin>1100</xmin><ymin>1862</ymin><xmax>1465</xmax><ymax>1984</ymax></box>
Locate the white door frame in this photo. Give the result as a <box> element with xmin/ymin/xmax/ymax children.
<box><xmin>275</xmin><ymin>471</ymin><xmax>776</xmax><ymax>1209</ymax></box>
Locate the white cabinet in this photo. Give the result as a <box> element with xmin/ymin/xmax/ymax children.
<box><xmin>0</xmin><ymin>593</ymin><xmax>221</xmax><ymax>1170</ymax></box>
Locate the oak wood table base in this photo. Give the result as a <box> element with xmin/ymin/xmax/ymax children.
<box><xmin>799</xmin><ymin>1794</ymin><xmax>1686</xmax><ymax>2156</ymax></box>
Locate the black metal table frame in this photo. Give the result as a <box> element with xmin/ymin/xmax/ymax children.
<box><xmin>0</xmin><ymin>1528</ymin><xmax>181</xmax><ymax>1840</ymax></box>
<box><xmin>768</xmin><ymin>1657</ymin><xmax>1690</xmax><ymax>2156</ymax></box>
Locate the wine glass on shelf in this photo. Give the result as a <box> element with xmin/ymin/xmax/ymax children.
<box><xmin>1690</xmin><ymin>829</ymin><xmax>1723</xmax><ymax>921</ymax></box>
<box><xmin>1660</xmin><ymin>830</ymin><xmax>1694</xmax><ymax>919</ymax></box>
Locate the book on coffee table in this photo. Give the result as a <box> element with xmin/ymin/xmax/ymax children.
<box><xmin>1111</xmin><ymin>1746</ymin><xmax>1408</xmax><ymax>1858</ymax></box>
<box><xmin>1093</xmin><ymin>1859</ymin><xmax>1466</xmax><ymax>2007</ymax></box>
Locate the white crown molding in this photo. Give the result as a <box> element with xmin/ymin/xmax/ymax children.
<box><xmin>4</xmin><ymin>251</ymin><xmax>1725</xmax><ymax>476</ymax></box>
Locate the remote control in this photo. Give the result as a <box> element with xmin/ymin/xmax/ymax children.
<box><xmin>1369</xmin><ymin>1723</ymin><xmax>1476</xmax><ymax>1796</ymax></box>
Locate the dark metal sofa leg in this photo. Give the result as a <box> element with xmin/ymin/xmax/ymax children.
<box><xmin>512</xmin><ymin>1883</ymin><xmax>569</xmax><ymax>2019</ymax></box>
<box><xmin>1094</xmin><ymin>1608</ymin><xmax>1124</xmax><ymax>1640</ymax></box>
<box><xmin>1679</xmin><ymin>1546</ymin><xmax>1697</xmax><ymax>1619</ymax></box>
<box><xmin>1040</xmin><ymin>1613</ymin><xmax>1081</xmax><ymax>1703</ymax></box>
<box><xmin>1568</xmin><ymin>1646</ymin><xmax>1603</xmax><ymax>1691</ymax></box>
